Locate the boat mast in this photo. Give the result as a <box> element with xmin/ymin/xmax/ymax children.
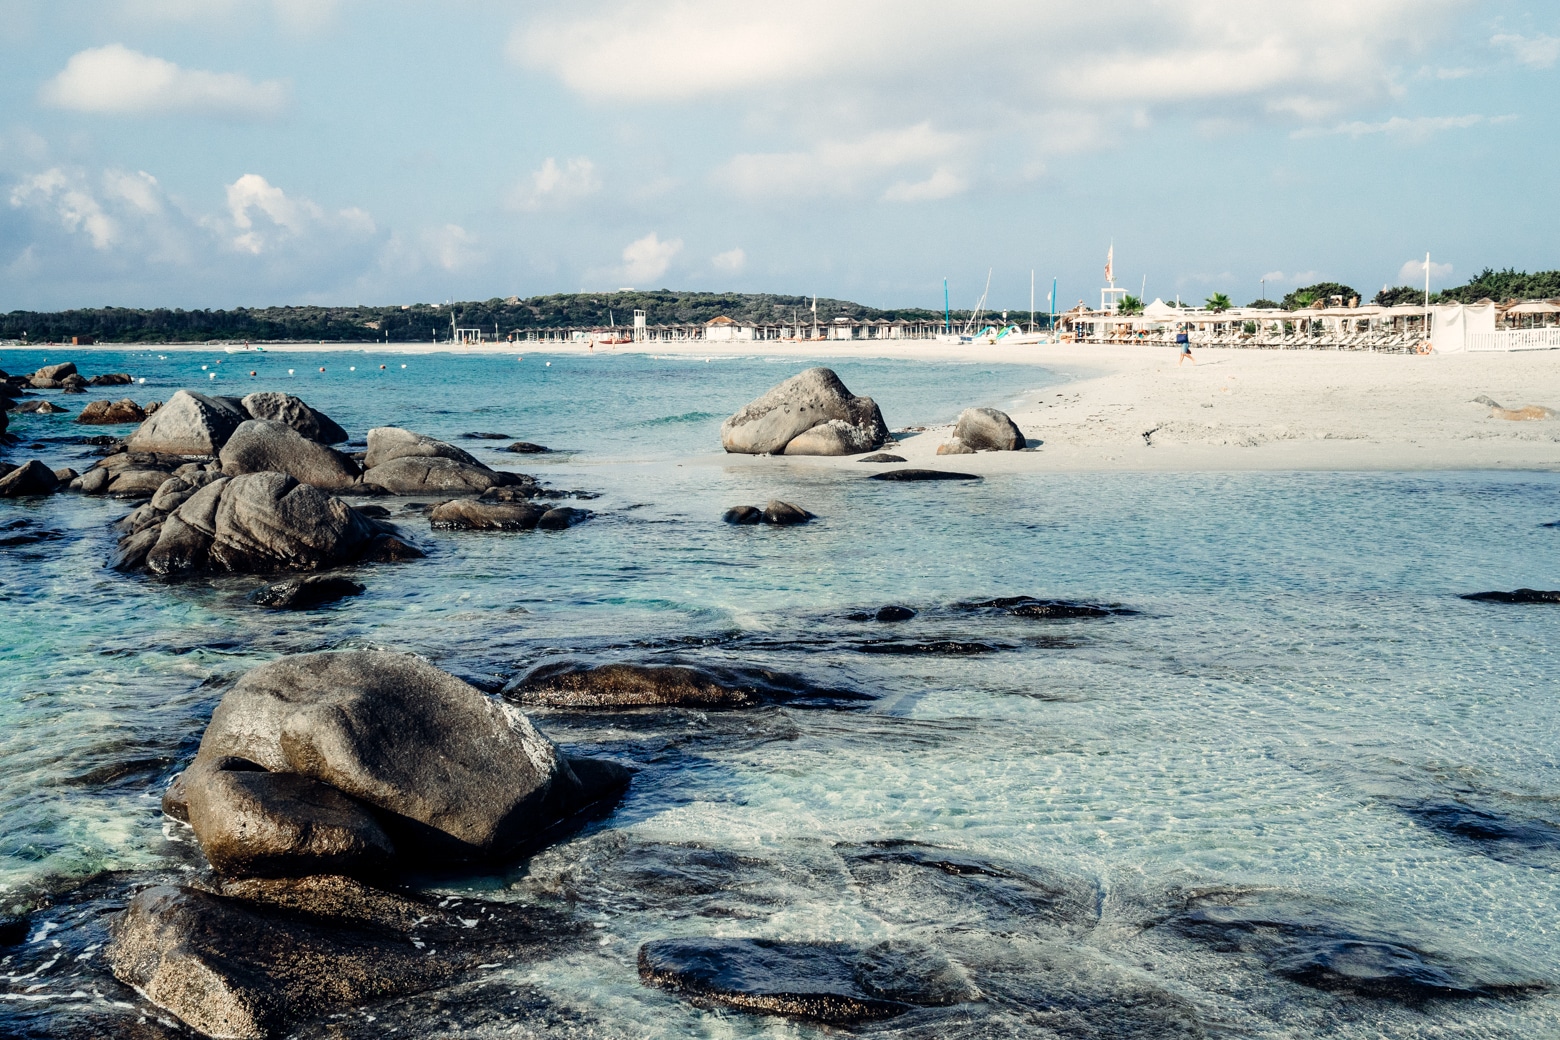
<box><xmin>943</xmin><ymin>279</ymin><xmax>950</xmax><ymax>334</ymax></box>
<box><xmin>1030</xmin><ymin>270</ymin><xmax>1035</xmax><ymax>333</ymax></box>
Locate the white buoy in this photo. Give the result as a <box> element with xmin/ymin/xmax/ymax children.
<box><xmin>209</xmin><ymin>372</ymin><xmax>216</xmax><ymax>379</ymax></box>
<box><xmin>401</xmin><ymin>364</ymin><xmax>407</xmax><ymax>369</ymax></box>
<box><xmin>545</xmin><ymin>361</ymin><xmax>551</xmax><ymax>367</ymax></box>
<box><xmin>288</xmin><ymin>368</ymin><xmax>295</xmax><ymax>375</ymax></box>
<box><xmin>201</xmin><ymin>364</ymin><xmax>207</xmax><ymax>370</ymax></box>
<box><xmin>138</xmin><ymin>377</ymin><xmax>146</xmax><ymax>384</ymax></box>
<box><xmin>349</xmin><ymin>366</ymin><xmax>355</xmax><ymax>371</ymax></box>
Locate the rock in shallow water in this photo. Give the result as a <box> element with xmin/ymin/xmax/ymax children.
<box><xmin>180</xmin><ymin>650</ymin><xmax>630</xmax><ymax>866</ymax></box>
<box><xmin>957</xmin><ymin>595</ymin><xmax>1137</xmax><ymax>619</ymax></box>
<box><xmin>869</xmin><ymin>469</ymin><xmax>982</xmax><ymax>481</ymax></box>
<box><xmin>507</xmin><ymin>660</ymin><xmax>870</xmax><ymax>710</ymax></box>
<box><xmin>858</xmin><ymin>452</ymin><xmax>907</xmax><ymax>463</ymax></box>
<box><xmin>220</xmin><ymin>419</ymin><xmax>362</xmax><ymax>488</ymax></box>
<box><xmin>126</xmin><ymin>390</ymin><xmax>247</xmax><ymax>455</ymax></box>
<box><xmin>638</xmin><ymin>937</ymin><xmax>977</xmax><ymax>1023</ymax></box>
<box><xmin>0</xmin><ymin>459</ymin><xmax>61</xmax><ymax>497</ymax></box>
<box><xmin>723</xmin><ymin>505</ymin><xmax>762</xmax><ymax>524</ymax></box>
<box><xmin>76</xmin><ymin>398</ymin><xmax>146</xmax><ymax>424</ymax></box>
<box><xmin>248</xmin><ymin>574</ymin><xmax>365</xmax><ymax>609</ymax></box>
<box><xmin>110</xmin><ymin>876</ymin><xmax>579</xmax><ymax>1039</ymax></box>
<box><xmin>1461</xmin><ymin>588</ymin><xmax>1560</xmax><ymax>603</ymax></box>
<box><xmin>721</xmin><ymin>367</ymin><xmax>888</xmax><ymax>456</ymax></box>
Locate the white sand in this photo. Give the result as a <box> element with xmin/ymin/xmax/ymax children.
<box><xmin>11</xmin><ymin>339</ymin><xmax>1560</xmax><ymax>471</ymax></box>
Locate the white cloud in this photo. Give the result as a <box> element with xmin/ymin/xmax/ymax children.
<box><xmin>1397</xmin><ymin>258</ymin><xmax>1453</xmax><ymax>285</ymax></box>
<box><xmin>883</xmin><ymin>168</ymin><xmax>966</xmax><ymax>202</ymax></box>
<box><xmin>507</xmin><ymin>156</ymin><xmax>600</xmax><ymax>211</ymax></box>
<box><xmin>621</xmin><ymin>232</ymin><xmax>681</xmax><ymax>284</ymax></box>
<box><xmin>424</xmin><ymin>224</ymin><xmax>482</xmax><ymax>271</ymax></box>
<box><xmin>711</xmin><ymin>247</ymin><xmax>746</xmax><ymax>273</ymax></box>
<box><xmin>715</xmin><ymin>123</ymin><xmax>964</xmax><ymax>199</ymax></box>
<box><xmin>225</xmin><ymin>173</ymin><xmax>374</xmax><ymax>254</ymax></box>
<box><xmin>1261</xmin><ymin>270</ymin><xmax>1320</xmax><ymax>286</ymax></box>
<box><xmin>1492</xmin><ymin>32</ymin><xmax>1560</xmax><ymax>69</ymax></box>
<box><xmin>103</xmin><ymin>169</ymin><xmax>162</xmax><ymax>214</ymax></box>
<box><xmin>513</xmin><ymin>1</ymin><xmax>1457</xmax><ymax>120</ymax></box>
<box><xmin>1291</xmin><ymin>113</ymin><xmax>1510</xmax><ymax>140</ymax></box>
<box><xmin>39</xmin><ymin>45</ymin><xmax>288</xmax><ymax>119</ymax></box>
<box><xmin>9</xmin><ymin>169</ymin><xmax>118</xmax><ymax>249</ymax></box>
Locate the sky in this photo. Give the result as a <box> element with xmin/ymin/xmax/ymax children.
<box><xmin>0</xmin><ymin>0</ymin><xmax>1556</xmax><ymax>313</ymax></box>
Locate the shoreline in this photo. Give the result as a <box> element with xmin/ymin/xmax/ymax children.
<box><xmin>8</xmin><ymin>340</ymin><xmax>1560</xmax><ymax>473</ymax></box>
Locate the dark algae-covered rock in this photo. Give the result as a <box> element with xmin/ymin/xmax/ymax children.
<box><xmin>869</xmin><ymin>468</ymin><xmax>982</xmax><ymax>481</ymax></box>
<box><xmin>957</xmin><ymin>595</ymin><xmax>1138</xmax><ymax>619</ymax></box>
<box><xmin>1461</xmin><ymin>588</ymin><xmax>1560</xmax><ymax>603</ymax></box>
<box><xmin>507</xmin><ymin>660</ymin><xmax>869</xmax><ymax>710</ymax></box>
<box><xmin>248</xmin><ymin>574</ymin><xmax>365</xmax><ymax>609</ymax></box>
<box><xmin>723</xmin><ymin>501</ymin><xmax>813</xmax><ymax>525</ymax></box>
<box><xmin>723</xmin><ymin>505</ymin><xmax>762</xmax><ymax>524</ymax></box>
<box><xmin>858</xmin><ymin>452</ymin><xmax>907</xmax><ymax>463</ymax></box>
<box><xmin>0</xmin><ymin>460</ymin><xmax>62</xmax><ymax>497</ymax></box>
<box><xmin>637</xmin><ymin>937</ymin><xmax>977</xmax><ymax>1023</ymax></box>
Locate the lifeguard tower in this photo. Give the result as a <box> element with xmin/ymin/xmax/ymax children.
<box><xmin>1099</xmin><ymin>244</ymin><xmax>1127</xmax><ymax>313</ymax></box>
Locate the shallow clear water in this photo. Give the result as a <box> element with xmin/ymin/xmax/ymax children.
<box><xmin>2</xmin><ymin>348</ymin><xmax>1559</xmax><ymax>1037</ymax></box>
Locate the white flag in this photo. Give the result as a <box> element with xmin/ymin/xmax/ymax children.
<box><xmin>1104</xmin><ymin>245</ymin><xmax>1114</xmax><ymax>284</ymax></box>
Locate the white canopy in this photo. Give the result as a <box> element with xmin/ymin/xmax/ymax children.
<box><xmin>1143</xmin><ymin>298</ymin><xmax>1179</xmax><ymax>320</ymax></box>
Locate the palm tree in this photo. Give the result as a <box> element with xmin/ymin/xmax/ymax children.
<box><xmin>1117</xmin><ymin>294</ymin><xmax>1144</xmax><ymax>315</ymax></box>
<box><xmin>1205</xmin><ymin>292</ymin><xmax>1232</xmax><ymax>312</ymax></box>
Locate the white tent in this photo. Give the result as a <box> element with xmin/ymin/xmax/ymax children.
<box><xmin>1430</xmin><ymin>304</ymin><xmax>1496</xmax><ymax>353</ymax></box>
<box><xmin>1142</xmin><ymin>298</ymin><xmax>1179</xmax><ymax>320</ymax></box>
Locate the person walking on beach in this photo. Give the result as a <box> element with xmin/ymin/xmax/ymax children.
<box><xmin>1176</xmin><ymin>330</ymin><xmax>1194</xmax><ymax>365</ymax></box>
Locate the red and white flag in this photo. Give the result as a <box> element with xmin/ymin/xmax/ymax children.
<box><xmin>1104</xmin><ymin>245</ymin><xmax>1114</xmax><ymax>284</ymax></box>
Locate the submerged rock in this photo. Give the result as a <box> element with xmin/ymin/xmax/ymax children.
<box><xmin>0</xmin><ymin>459</ymin><xmax>62</xmax><ymax>497</ymax></box>
<box><xmin>1394</xmin><ymin>797</ymin><xmax>1560</xmax><ymax>863</ymax></box>
<box><xmin>11</xmin><ymin>399</ymin><xmax>69</xmax><ymax>414</ymax></box>
<box><xmin>1461</xmin><ymin>588</ymin><xmax>1560</xmax><ymax>604</ymax></box>
<box><xmin>957</xmin><ymin>595</ymin><xmax>1137</xmax><ymax>618</ymax></box>
<box><xmin>953</xmin><ymin>406</ymin><xmax>1026</xmax><ymax>451</ymax></box>
<box><xmin>505</xmin><ymin>441</ymin><xmax>552</xmax><ymax>453</ymax></box>
<box><xmin>77</xmin><ymin>398</ymin><xmax>146</xmax><ymax>424</ymax></box>
<box><xmin>723</xmin><ymin>505</ymin><xmax>762</xmax><ymax>524</ymax></box>
<box><xmin>721</xmin><ymin>367</ymin><xmax>888</xmax><ymax>456</ymax></box>
<box><xmin>240</xmin><ymin>391</ymin><xmax>348</xmax><ymax>444</ymax></box>
<box><xmin>219</xmin><ymin>419</ymin><xmax>362</xmax><ymax>488</ymax></box>
<box><xmin>248</xmin><ymin>574</ymin><xmax>365</xmax><ymax>609</ymax></box>
<box><xmin>179</xmin><ymin>650</ymin><xmax>630</xmax><ymax>866</ymax></box>
<box><xmin>460</xmin><ymin>431</ymin><xmax>511</xmax><ymax>440</ymax></box>
<box><xmin>845</xmin><ymin>605</ymin><xmax>917</xmax><ymax>622</ymax></box>
<box><xmin>127</xmin><ymin>390</ymin><xmax>248</xmax><ymax>455</ymax></box>
<box><xmin>507</xmin><ymin>660</ymin><xmax>870</xmax><ymax>710</ymax></box>
<box><xmin>87</xmin><ymin>373</ymin><xmax>134</xmax><ymax>386</ymax></box>
<box><xmin>1170</xmin><ymin>894</ymin><xmax>1545</xmax><ymax>1002</ymax></box>
<box><xmin>110</xmin><ymin>876</ymin><xmax>578</xmax><ymax>1040</ymax></box>
<box><xmin>638</xmin><ymin>937</ymin><xmax>976</xmax><ymax>1024</ymax></box>
<box><xmin>537</xmin><ymin>505</ymin><xmax>590</xmax><ymax>529</ymax></box>
<box><xmin>857</xmin><ymin>452</ymin><xmax>907</xmax><ymax>463</ymax></box>
<box><xmin>762</xmin><ymin>500</ymin><xmax>813</xmax><ymax>525</ymax></box>
<box><xmin>869</xmin><ymin>468</ymin><xmax>982</xmax><ymax>481</ymax></box>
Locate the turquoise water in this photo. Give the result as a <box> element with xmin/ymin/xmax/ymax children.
<box><xmin>2</xmin><ymin>349</ymin><xmax>1559</xmax><ymax>1037</ymax></box>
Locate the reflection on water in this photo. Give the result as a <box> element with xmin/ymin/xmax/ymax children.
<box><xmin>2</xmin><ymin>349</ymin><xmax>1558</xmax><ymax>1036</ymax></box>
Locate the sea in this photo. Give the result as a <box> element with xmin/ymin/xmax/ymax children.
<box><xmin>2</xmin><ymin>347</ymin><xmax>1558</xmax><ymax>1038</ymax></box>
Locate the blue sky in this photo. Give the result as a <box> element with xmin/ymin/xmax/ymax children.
<box><xmin>1</xmin><ymin>0</ymin><xmax>1555</xmax><ymax>313</ymax></box>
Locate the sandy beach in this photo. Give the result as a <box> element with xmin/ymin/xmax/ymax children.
<box><xmin>10</xmin><ymin>340</ymin><xmax>1560</xmax><ymax>471</ymax></box>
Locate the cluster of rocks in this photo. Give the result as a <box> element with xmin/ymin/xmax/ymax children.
<box><xmin>108</xmin><ymin>650</ymin><xmax>630</xmax><ymax>1037</ymax></box>
<box><xmin>722</xmin><ymin>500</ymin><xmax>814</xmax><ymax>525</ymax></box>
<box><xmin>6</xmin><ymin>361</ymin><xmax>133</xmax><ymax>394</ymax></box>
<box><xmin>722</xmin><ymin>368</ymin><xmax>889</xmax><ymax>456</ymax></box>
<box><xmin>0</xmin><ymin>459</ymin><xmax>75</xmax><ymax>498</ymax></box>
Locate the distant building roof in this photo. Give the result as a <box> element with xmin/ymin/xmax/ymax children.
<box><xmin>706</xmin><ymin>315</ymin><xmax>737</xmax><ymax>325</ymax></box>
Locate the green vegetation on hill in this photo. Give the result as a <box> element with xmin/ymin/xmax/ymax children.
<box><xmin>1281</xmin><ymin>282</ymin><xmax>1359</xmax><ymax>310</ymax></box>
<box><xmin>1373</xmin><ymin>286</ymin><xmax>1425</xmax><ymax>307</ymax></box>
<box><xmin>0</xmin><ymin>291</ymin><xmax>957</xmax><ymax>344</ymax></box>
<box><xmin>1433</xmin><ymin>269</ymin><xmax>1560</xmax><ymax>304</ymax></box>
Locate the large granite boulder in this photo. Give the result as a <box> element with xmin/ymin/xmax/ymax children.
<box><xmin>430</xmin><ymin>499</ymin><xmax>545</xmax><ymax>530</ymax></box>
<box><xmin>174</xmin><ymin>651</ymin><xmax>630</xmax><ymax>867</ymax></box>
<box><xmin>220</xmin><ymin>419</ymin><xmax>361</xmax><ymax>488</ymax></box>
<box><xmin>0</xmin><ymin>460</ymin><xmax>62</xmax><ymax>497</ymax></box>
<box><xmin>952</xmin><ymin>407</ymin><xmax>1025</xmax><ymax>451</ymax></box>
<box><xmin>31</xmin><ymin>361</ymin><xmax>77</xmax><ymax>382</ymax></box>
<box><xmin>77</xmin><ymin>398</ymin><xmax>147</xmax><ymax>424</ymax></box>
<box><xmin>127</xmin><ymin>390</ymin><xmax>248</xmax><ymax>455</ymax></box>
<box><xmin>113</xmin><ymin>472</ymin><xmax>419</xmax><ymax>576</ymax></box>
<box><xmin>361</xmin><ymin>427</ymin><xmax>522</xmax><ymax>494</ymax></box>
<box><xmin>721</xmin><ymin>368</ymin><xmax>888</xmax><ymax>456</ymax></box>
<box><xmin>364</xmin><ymin>427</ymin><xmax>484</xmax><ymax>469</ymax></box>
<box><xmin>241</xmin><ymin>391</ymin><xmax>348</xmax><ymax>444</ymax></box>
<box><xmin>110</xmin><ymin>875</ymin><xmax>576</xmax><ymax>1040</ymax></box>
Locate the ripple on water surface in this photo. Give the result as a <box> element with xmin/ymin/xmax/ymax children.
<box><xmin>2</xmin><ymin>352</ymin><xmax>1559</xmax><ymax>1037</ymax></box>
